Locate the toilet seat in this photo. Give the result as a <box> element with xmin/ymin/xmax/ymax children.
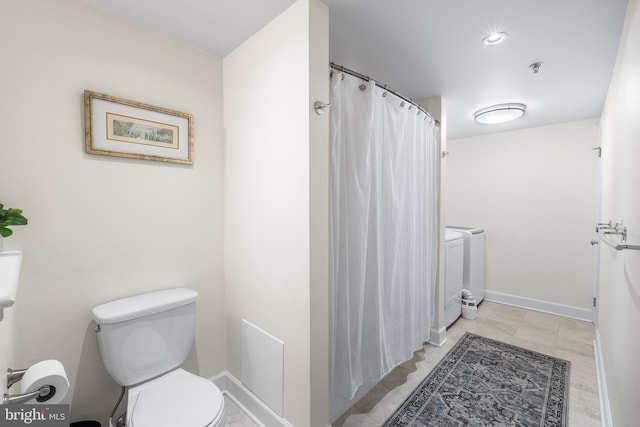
<box><xmin>127</xmin><ymin>368</ymin><xmax>225</xmax><ymax>427</ymax></box>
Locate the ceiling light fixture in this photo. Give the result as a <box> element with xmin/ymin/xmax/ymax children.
<box><xmin>474</xmin><ymin>103</ymin><xmax>526</xmax><ymax>124</ymax></box>
<box><xmin>482</xmin><ymin>32</ymin><xmax>507</xmax><ymax>46</ymax></box>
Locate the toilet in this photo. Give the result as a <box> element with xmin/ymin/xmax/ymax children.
<box><xmin>92</xmin><ymin>288</ymin><xmax>225</xmax><ymax>427</ymax></box>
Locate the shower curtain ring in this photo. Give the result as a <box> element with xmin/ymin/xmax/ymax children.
<box><xmin>314</xmin><ymin>101</ymin><xmax>332</xmax><ymax>115</ymax></box>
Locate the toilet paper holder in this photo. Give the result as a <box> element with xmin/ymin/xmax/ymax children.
<box><xmin>7</xmin><ymin>367</ymin><xmax>27</xmax><ymax>388</ymax></box>
<box><xmin>3</xmin><ymin>367</ymin><xmax>56</xmax><ymax>405</ymax></box>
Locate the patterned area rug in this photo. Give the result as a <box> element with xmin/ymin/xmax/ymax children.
<box><xmin>383</xmin><ymin>332</ymin><xmax>570</xmax><ymax>426</ymax></box>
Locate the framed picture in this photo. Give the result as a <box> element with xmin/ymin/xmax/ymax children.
<box><xmin>84</xmin><ymin>90</ymin><xmax>193</xmax><ymax>164</ymax></box>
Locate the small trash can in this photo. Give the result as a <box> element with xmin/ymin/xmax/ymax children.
<box><xmin>461</xmin><ymin>298</ymin><xmax>477</xmax><ymax>320</ymax></box>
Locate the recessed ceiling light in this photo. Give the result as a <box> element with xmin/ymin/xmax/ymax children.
<box><xmin>474</xmin><ymin>103</ymin><xmax>526</xmax><ymax>124</ymax></box>
<box><xmin>482</xmin><ymin>32</ymin><xmax>507</xmax><ymax>46</ymax></box>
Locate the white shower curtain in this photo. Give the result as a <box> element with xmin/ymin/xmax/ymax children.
<box><xmin>330</xmin><ymin>71</ymin><xmax>439</xmax><ymax>401</ymax></box>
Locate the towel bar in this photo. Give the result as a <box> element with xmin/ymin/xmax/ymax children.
<box><xmin>595</xmin><ymin>221</ymin><xmax>640</xmax><ymax>251</ymax></box>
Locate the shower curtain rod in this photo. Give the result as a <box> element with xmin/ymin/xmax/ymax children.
<box><xmin>330</xmin><ymin>62</ymin><xmax>439</xmax><ymax>125</ymax></box>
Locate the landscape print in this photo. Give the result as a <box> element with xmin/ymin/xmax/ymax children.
<box><xmin>106</xmin><ymin>112</ymin><xmax>179</xmax><ymax>149</ymax></box>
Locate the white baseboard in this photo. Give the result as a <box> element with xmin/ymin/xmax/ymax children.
<box><xmin>429</xmin><ymin>326</ymin><xmax>447</xmax><ymax>347</ymax></box>
<box><xmin>210</xmin><ymin>371</ymin><xmax>294</xmax><ymax>427</ymax></box>
<box><xmin>484</xmin><ymin>290</ymin><xmax>593</xmax><ymax>322</ymax></box>
<box><xmin>594</xmin><ymin>330</ymin><xmax>613</xmax><ymax>427</ymax></box>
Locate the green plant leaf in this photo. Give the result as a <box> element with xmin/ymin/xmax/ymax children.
<box><xmin>0</xmin><ymin>203</ymin><xmax>28</xmax><ymax>237</ymax></box>
<box><xmin>4</xmin><ymin>218</ymin><xmax>27</xmax><ymax>226</ymax></box>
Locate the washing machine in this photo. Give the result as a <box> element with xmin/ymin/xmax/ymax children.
<box><xmin>444</xmin><ymin>230</ymin><xmax>464</xmax><ymax>327</ymax></box>
<box><xmin>446</xmin><ymin>226</ymin><xmax>486</xmax><ymax>303</ymax></box>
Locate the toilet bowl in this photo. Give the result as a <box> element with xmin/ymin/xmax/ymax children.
<box><xmin>126</xmin><ymin>369</ymin><xmax>224</xmax><ymax>427</ymax></box>
<box><xmin>92</xmin><ymin>288</ymin><xmax>225</xmax><ymax>427</ymax></box>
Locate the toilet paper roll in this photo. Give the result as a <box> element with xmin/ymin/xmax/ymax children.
<box><xmin>19</xmin><ymin>360</ymin><xmax>69</xmax><ymax>404</ymax></box>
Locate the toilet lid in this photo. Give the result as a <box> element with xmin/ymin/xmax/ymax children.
<box><xmin>130</xmin><ymin>369</ymin><xmax>224</xmax><ymax>427</ymax></box>
<box><xmin>445</xmin><ymin>230</ymin><xmax>463</xmax><ymax>242</ymax></box>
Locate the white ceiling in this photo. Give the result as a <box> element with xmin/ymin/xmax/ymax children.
<box><xmin>83</xmin><ymin>0</ymin><xmax>629</xmax><ymax>139</ymax></box>
<box><xmin>82</xmin><ymin>0</ymin><xmax>296</xmax><ymax>57</ymax></box>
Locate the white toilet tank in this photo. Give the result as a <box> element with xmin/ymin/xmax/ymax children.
<box><xmin>92</xmin><ymin>288</ymin><xmax>198</xmax><ymax>387</ymax></box>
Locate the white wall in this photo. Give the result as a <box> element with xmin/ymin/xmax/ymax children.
<box><xmin>598</xmin><ymin>0</ymin><xmax>640</xmax><ymax>424</ymax></box>
<box><xmin>0</xmin><ymin>0</ymin><xmax>225</xmax><ymax>423</ymax></box>
<box><xmin>223</xmin><ymin>1</ymin><xmax>329</xmax><ymax>426</ymax></box>
<box><xmin>446</xmin><ymin>120</ymin><xmax>598</xmax><ymax>312</ymax></box>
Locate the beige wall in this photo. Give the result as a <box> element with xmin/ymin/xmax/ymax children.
<box><xmin>446</xmin><ymin>120</ymin><xmax>598</xmax><ymax>310</ymax></box>
<box><xmin>308</xmin><ymin>0</ymin><xmax>331</xmax><ymax>425</ymax></box>
<box><xmin>598</xmin><ymin>0</ymin><xmax>640</xmax><ymax>424</ymax></box>
<box><xmin>0</xmin><ymin>0</ymin><xmax>225</xmax><ymax>423</ymax></box>
<box><xmin>223</xmin><ymin>1</ymin><xmax>329</xmax><ymax>426</ymax></box>
<box><xmin>419</xmin><ymin>98</ymin><xmax>447</xmax><ymax>342</ymax></box>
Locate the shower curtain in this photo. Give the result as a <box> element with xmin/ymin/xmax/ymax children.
<box><xmin>330</xmin><ymin>71</ymin><xmax>440</xmax><ymax>403</ymax></box>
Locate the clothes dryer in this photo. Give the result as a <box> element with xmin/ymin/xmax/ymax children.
<box><xmin>446</xmin><ymin>226</ymin><xmax>486</xmax><ymax>303</ymax></box>
<box><xmin>444</xmin><ymin>230</ymin><xmax>464</xmax><ymax>327</ymax></box>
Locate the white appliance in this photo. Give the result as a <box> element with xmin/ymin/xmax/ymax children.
<box><xmin>444</xmin><ymin>230</ymin><xmax>464</xmax><ymax>327</ymax></box>
<box><xmin>447</xmin><ymin>226</ymin><xmax>486</xmax><ymax>303</ymax></box>
<box><xmin>0</xmin><ymin>251</ymin><xmax>22</xmax><ymax>319</ymax></box>
<box><xmin>92</xmin><ymin>288</ymin><xmax>225</xmax><ymax>427</ymax></box>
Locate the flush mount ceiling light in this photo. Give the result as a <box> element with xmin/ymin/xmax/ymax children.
<box><xmin>482</xmin><ymin>32</ymin><xmax>507</xmax><ymax>46</ymax></box>
<box><xmin>474</xmin><ymin>103</ymin><xmax>526</xmax><ymax>124</ymax></box>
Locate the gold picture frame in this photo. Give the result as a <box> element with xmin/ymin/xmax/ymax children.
<box><xmin>84</xmin><ymin>90</ymin><xmax>193</xmax><ymax>164</ymax></box>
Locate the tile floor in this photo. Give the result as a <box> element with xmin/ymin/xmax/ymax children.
<box><xmin>224</xmin><ymin>395</ymin><xmax>261</xmax><ymax>427</ymax></box>
<box><xmin>332</xmin><ymin>301</ymin><xmax>601</xmax><ymax>427</ymax></box>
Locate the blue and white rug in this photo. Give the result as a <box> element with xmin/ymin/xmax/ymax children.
<box><xmin>383</xmin><ymin>332</ymin><xmax>570</xmax><ymax>426</ymax></box>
